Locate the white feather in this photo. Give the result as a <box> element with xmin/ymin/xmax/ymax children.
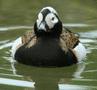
<box><xmin>73</xmin><ymin>43</ymin><xmax>86</xmax><ymax>63</ymax></box>
<box><xmin>45</xmin><ymin>13</ymin><xmax>58</xmax><ymax>29</ymax></box>
<box><xmin>41</xmin><ymin>6</ymin><xmax>58</xmax><ymax>15</ymax></box>
<box><xmin>11</xmin><ymin>37</ymin><xmax>22</xmax><ymax>59</ymax></box>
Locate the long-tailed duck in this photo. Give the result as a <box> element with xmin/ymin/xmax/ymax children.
<box><xmin>11</xmin><ymin>7</ymin><xmax>86</xmax><ymax>67</ymax></box>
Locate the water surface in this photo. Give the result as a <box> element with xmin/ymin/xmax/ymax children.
<box><xmin>0</xmin><ymin>0</ymin><xmax>97</xmax><ymax>90</ymax></box>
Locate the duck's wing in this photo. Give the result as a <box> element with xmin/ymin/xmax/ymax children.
<box><xmin>11</xmin><ymin>30</ymin><xmax>37</xmax><ymax>58</ymax></box>
<box><xmin>22</xmin><ymin>30</ymin><xmax>37</xmax><ymax>48</ymax></box>
<box><xmin>60</xmin><ymin>27</ymin><xmax>79</xmax><ymax>49</ymax></box>
<box><xmin>60</xmin><ymin>27</ymin><xmax>86</xmax><ymax>62</ymax></box>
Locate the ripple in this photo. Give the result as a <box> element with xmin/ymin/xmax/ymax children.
<box><xmin>0</xmin><ymin>26</ymin><xmax>33</xmax><ymax>31</ymax></box>
<box><xmin>58</xmin><ymin>84</ymin><xmax>97</xmax><ymax>90</ymax></box>
<box><xmin>84</xmin><ymin>70</ymin><xmax>97</xmax><ymax>73</ymax></box>
<box><xmin>0</xmin><ymin>40</ymin><xmax>9</xmax><ymax>44</ymax></box>
<box><xmin>0</xmin><ymin>77</ymin><xmax>35</xmax><ymax>88</ymax></box>
<box><xmin>0</xmin><ymin>73</ymin><xmax>23</xmax><ymax>77</ymax></box>
<box><xmin>80</xmin><ymin>38</ymin><xmax>97</xmax><ymax>43</ymax></box>
<box><xmin>63</xmin><ymin>23</ymin><xmax>92</xmax><ymax>27</ymax></box>
<box><xmin>72</xmin><ymin>78</ymin><xmax>97</xmax><ymax>82</ymax></box>
<box><xmin>80</xmin><ymin>30</ymin><xmax>97</xmax><ymax>38</ymax></box>
<box><xmin>0</xmin><ymin>41</ymin><xmax>13</xmax><ymax>49</ymax></box>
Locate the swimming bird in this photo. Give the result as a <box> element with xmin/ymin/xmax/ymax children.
<box><xmin>11</xmin><ymin>7</ymin><xmax>86</xmax><ymax>67</ymax></box>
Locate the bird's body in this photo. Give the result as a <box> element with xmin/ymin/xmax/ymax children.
<box><xmin>11</xmin><ymin>7</ymin><xmax>86</xmax><ymax>67</ymax></box>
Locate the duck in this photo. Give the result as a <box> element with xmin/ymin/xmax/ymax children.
<box><xmin>11</xmin><ymin>6</ymin><xmax>86</xmax><ymax>67</ymax></box>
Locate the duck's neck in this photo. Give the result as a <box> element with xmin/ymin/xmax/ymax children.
<box><xmin>36</xmin><ymin>35</ymin><xmax>60</xmax><ymax>42</ymax></box>
<box><xmin>36</xmin><ymin>31</ymin><xmax>62</xmax><ymax>39</ymax></box>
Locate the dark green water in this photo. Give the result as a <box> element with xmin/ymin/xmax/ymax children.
<box><xmin>0</xmin><ymin>0</ymin><xmax>97</xmax><ymax>90</ymax></box>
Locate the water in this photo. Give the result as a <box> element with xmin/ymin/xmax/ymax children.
<box><xmin>0</xmin><ymin>0</ymin><xmax>97</xmax><ymax>90</ymax></box>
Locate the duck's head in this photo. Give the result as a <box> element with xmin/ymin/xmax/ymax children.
<box><xmin>34</xmin><ymin>6</ymin><xmax>62</xmax><ymax>38</ymax></box>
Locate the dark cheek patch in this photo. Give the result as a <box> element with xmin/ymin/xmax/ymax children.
<box><xmin>41</xmin><ymin>9</ymin><xmax>50</xmax><ymax>21</ymax></box>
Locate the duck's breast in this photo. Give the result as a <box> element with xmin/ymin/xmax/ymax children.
<box><xmin>15</xmin><ymin>39</ymin><xmax>68</xmax><ymax>66</ymax></box>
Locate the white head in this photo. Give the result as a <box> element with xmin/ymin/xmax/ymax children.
<box><xmin>34</xmin><ymin>6</ymin><xmax>62</xmax><ymax>37</ymax></box>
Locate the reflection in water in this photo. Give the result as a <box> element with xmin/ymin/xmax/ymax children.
<box><xmin>15</xmin><ymin>61</ymin><xmax>87</xmax><ymax>90</ymax></box>
<box><xmin>1</xmin><ymin>59</ymin><xmax>96</xmax><ymax>90</ymax></box>
<box><xmin>15</xmin><ymin>64</ymin><xmax>76</xmax><ymax>90</ymax></box>
<box><xmin>73</xmin><ymin>63</ymin><xmax>86</xmax><ymax>78</ymax></box>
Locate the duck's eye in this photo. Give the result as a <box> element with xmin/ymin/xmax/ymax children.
<box><xmin>51</xmin><ymin>17</ymin><xmax>55</xmax><ymax>20</ymax></box>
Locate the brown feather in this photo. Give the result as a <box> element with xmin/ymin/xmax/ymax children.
<box><xmin>60</xmin><ymin>28</ymin><xmax>79</xmax><ymax>49</ymax></box>
<box><xmin>21</xmin><ymin>27</ymin><xmax>79</xmax><ymax>50</ymax></box>
<box><xmin>22</xmin><ymin>30</ymin><xmax>37</xmax><ymax>48</ymax></box>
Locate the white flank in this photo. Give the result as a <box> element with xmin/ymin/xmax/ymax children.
<box><xmin>73</xmin><ymin>43</ymin><xmax>86</xmax><ymax>62</ymax></box>
<box><xmin>11</xmin><ymin>37</ymin><xmax>22</xmax><ymax>59</ymax></box>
